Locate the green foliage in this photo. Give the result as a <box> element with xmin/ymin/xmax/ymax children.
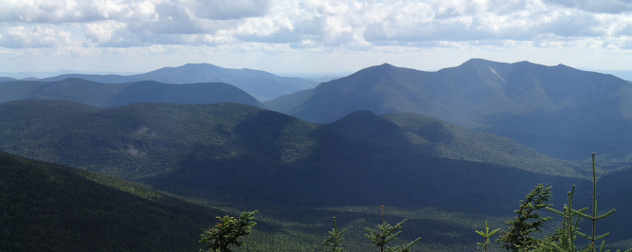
<box><xmin>364</xmin><ymin>207</ymin><xmax>421</xmax><ymax>252</ymax></box>
<box><xmin>476</xmin><ymin>221</ymin><xmax>501</xmax><ymax>252</ymax></box>
<box><xmin>365</xmin><ymin>220</ymin><xmax>420</xmax><ymax>252</ymax></box>
<box><xmin>498</xmin><ymin>183</ymin><xmax>553</xmax><ymax>251</ymax></box>
<box><xmin>541</xmin><ymin>153</ymin><xmax>620</xmax><ymax>252</ymax></box>
<box><xmin>541</xmin><ymin>185</ymin><xmax>587</xmax><ymax>252</ymax></box>
<box><xmin>324</xmin><ymin>217</ymin><xmax>348</xmax><ymax>252</ymax></box>
<box><xmin>199</xmin><ymin>210</ymin><xmax>258</xmax><ymax>252</ymax></box>
<box><xmin>580</xmin><ymin>153</ymin><xmax>617</xmax><ymax>251</ymax></box>
<box><xmin>493</xmin><ymin>153</ymin><xmax>632</xmax><ymax>252</ymax></box>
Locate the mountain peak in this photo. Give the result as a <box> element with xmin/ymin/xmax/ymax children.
<box><xmin>166</xmin><ymin>63</ymin><xmax>223</xmax><ymax>71</ymax></box>
<box><xmin>341</xmin><ymin>63</ymin><xmax>400</xmax><ymax>79</ymax></box>
<box><xmin>364</xmin><ymin>63</ymin><xmax>397</xmax><ymax>72</ymax></box>
<box><xmin>458</xmin><ymin>58</ymin><xmax>511</xmax><ymax>69</ymax></box>
<box><xmin>182</xmin><ymin>62</ymin><xmax>216</xmax><ymax>66</ymax></box>
<box><xmin>463</xmin><ymin>58</ymin><xmax>494</xmax><ymax>64</ymax></box>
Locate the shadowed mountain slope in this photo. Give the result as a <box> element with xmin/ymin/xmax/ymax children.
<box><xmin>324</xmin><ymin>110</ymin><xmax>581</xmax><ymax>176</ymax></box>
<box><xmin>0</xmin><ymin>100</ymin><xmax>586</xmax><ymax>211</ymax></box>
<box><xmin>0</xmin><ymin>150</ymin><xmax>224</xmax><ymax>251</ymax></box>
<box><xmin>0</xmin><ymin>78</ymin><xmax>263</xmax><ymax>108</ymax></box>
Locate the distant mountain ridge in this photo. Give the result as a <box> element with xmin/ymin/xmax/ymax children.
<box><xmin>40</xmin><ymin>63</ymin><xmax>318</xmax><ymax>101</ymax></box>
<box><xmin>267</xmin><ymin>59</ymin><xmax>632</xmax><ymax>159</ymax></box>
<box><xmin>0</xmin><ymin>77</ymin><xmax>15</xmax><ymax>83</ymax></box>
<box><xmin>0</xmin><ymin>78</ymin><xmax>263</xmax><ymax>108</ymax></box>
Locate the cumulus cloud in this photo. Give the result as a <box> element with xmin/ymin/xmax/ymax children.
<box><xmin>2</xmin><ymin>0</ymin><xmax>632</xmax><ymax>53</ymax></box>
<box><xmin>85</xmin><ymin>21</ymin><xmax>130</xmax><ymax>44</ymax></box>
<box><xmin>0</xmin><ymin>25</ymin><xmax>71</xmax><ymax>48</ymax></box>
<box><xmin>0</xmin><ymin>0</ymin><xmax>157</xmax><ymax>23</ymax></box>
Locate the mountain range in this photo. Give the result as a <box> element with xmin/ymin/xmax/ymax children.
<box><xmin>0</xmin><ymin>78</ymin><xmax>263</xmax><ymax>108</ymax></box>
<box><xmin>266</xmin><ymin>59</ymin><xmax>632</xmax><ymax>160</ymax></box>
<box><xmin>37</xmin><ymin>63</ymin><xmax>317</xmax><ymax>101</ymax></box>
<box><xmin>7</xmin><ymin>59</ymin><xmax>630</xmax><ymax>160</ymax></box>
<box><xmin>4</xmin><ymin>59</ymin><xmax>632</xmax><ymax>250</ymax></box>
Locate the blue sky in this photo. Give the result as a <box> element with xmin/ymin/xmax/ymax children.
<box><xmin>3</xmin><ymin>0</ymin><xmax>632</xmax><ymax>75</ymax></box>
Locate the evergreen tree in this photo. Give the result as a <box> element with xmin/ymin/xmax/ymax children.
<box><xmin>199</xmin><ymin>210</ymin><xmax>258</xmax><ymax>252</ymax></box>
<box><xmin>365</xmin><ymin>206</ymin><xmax>421</xmax><ymax>252</ymax></box>
<box><xmin>540</xmin><ymin>185</ymin><xmax>586</xmax><ymax>252</ymax></box>
<box><xmin>498</xmin><ymin>184</ymin><xmax>553</xmax><ymax>251</ymax></box>
<box><xmin>579</xmin><ymin>153</ymin><xmax>616</xmax><ymax>252</ymax></box>
<box><xmin>475</xmin><ymin>220</ymin><xmax>501</xmax><ymax>252</ymax></box>
<box><xmin>324</xmin><ymin>217</ymin><xmax>348</xmax><ymax>252</ymax></box>
<box><xmin>542</xmin><ymin>153</ymin><xmax>623</xmax><ymax>252</ymax></box>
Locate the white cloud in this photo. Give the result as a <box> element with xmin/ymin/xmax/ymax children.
<box><xmin>12</xmin><ymin>0</ymin><xmax>162</xmax><ymax>23</ymax></box>
<box><xmin>7</xmin><ymin>0</ymin><xmax>632</xmax><ymax>48</ymax></box>
<box><xmin>0</xmin><ymin>25</ymin><xmax>71</xmax><ymax>48</ymax></box>
<box><xmin>5</xmin><ymin>0</ymin><xmax>632</xmax><ymax>73</ymax></box>
<box><xmin>85</xmin><ymin>21</ymin><xmax>130</xmax><ymax>44</ymax></box>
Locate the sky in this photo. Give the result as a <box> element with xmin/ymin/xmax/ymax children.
<box><xmin>3</xmin><ymin>0</ymin><xmax>632</xmax><ymax>76</ymax></box>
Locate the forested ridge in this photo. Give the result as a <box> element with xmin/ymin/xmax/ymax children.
<box><xmin>0</xmin><ymin>151</ymin><xmax>218</xmax><ymax>251</ymax></box>
<box><xmin>0</xmin><ymin>150</ymin><xmax>537</xmax><ymax>251</ymax></box>
<box><xmin>0</xmin><ymin>101</ymin><xmax>589</xmax><ymax>210</ymax></box>
<box><xmin>3</xmin><ymin>150</ymin><xmax>632</xmax><ymax>251</ymax></box>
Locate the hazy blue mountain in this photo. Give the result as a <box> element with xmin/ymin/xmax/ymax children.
<box><xmin>272</xmin><ymin>59</ymin><xmax>632</xmax><ymax>159</ymax></box>
<box><xmin>262</xmin><ymin>88</ymin><xmax>313</xmax><ymax>114</ymax></box>
<box><xmin>0</xmin><ymin>78</ymin><xmax>263</xmax><ymax>108</ymax></box>
<box><xmin>0</xmin><ymin>69</ymin><xmax>139</xmax><ymax>79</ymax></box>
<box><xmin>41</xmin><ymin>63</ymin><xmax>318</xmax><ymax>101</ymax></box>
<box><xmin>41</xmin><ymin>74</ymin><xmax>135</xmax><ymax>83</ymax></box>
<box><xmin>0</xmin><ymin>77</ymin><xmax>15</xmax><ymax>83</ymax></box>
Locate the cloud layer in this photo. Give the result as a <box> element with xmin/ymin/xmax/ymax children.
<box><xmin>2</xmin><ymin>0</ymin><xmax>632</xmax><ymax>72</ymax></box>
